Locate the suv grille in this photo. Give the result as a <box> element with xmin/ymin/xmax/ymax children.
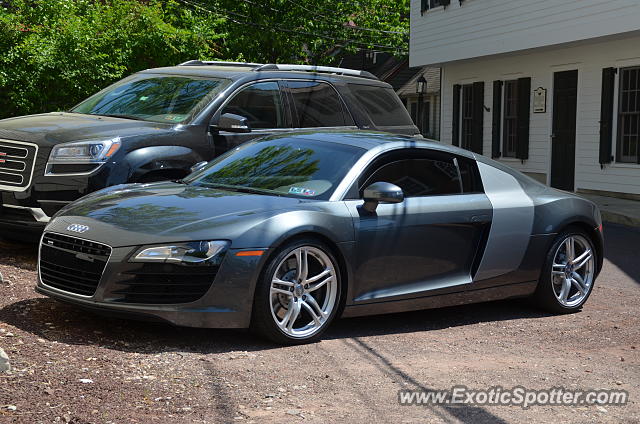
<box><xmin>39</xmin><ymin>233</ymin><xmax>111</xmax><ymax>296</ymax></box>
<box><xmin>112</xmin><ymin>263</ymin><xmax>218</xmax><ymax>304</ymax></box>
<box><xmin>0</xmin><ymin>140</ymin><xmax>38</xmax><ymax>191</ymax></box>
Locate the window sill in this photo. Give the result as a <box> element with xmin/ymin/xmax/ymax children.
<box><xmin>610</xmin><ymin>162</ymin><xmax>640</xmax><ymax>169</ymax></box>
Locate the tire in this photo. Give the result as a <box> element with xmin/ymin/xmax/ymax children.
<box><xmin>137</xmin><ymin>171</ymin><xmax>185</xmax><ymax>183</ymax></box>
<box><xmin>533</xmin><ymin>226</ymin><xmax>597</xmax><ymax>313</ymax></box>
<box><xmin>251</xmin><ymin>238</ymin><xmax>342</xmax><ymax>344</ymax></box>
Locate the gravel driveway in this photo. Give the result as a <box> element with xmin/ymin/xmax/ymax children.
<box><xmin>0</xmin><ymin>224</ymin><xmax>638</xmax><ymax>423</ymax></box>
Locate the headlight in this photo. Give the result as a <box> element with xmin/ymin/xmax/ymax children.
<box><xmin>131</xmin><ymin>241</ymin><xmax>229</xmax><ymax>265</ymax></box>
<box><xmin>48</xmin><ymin>137</ymin><xmax>121</xmax><ymax>164</ymax></box>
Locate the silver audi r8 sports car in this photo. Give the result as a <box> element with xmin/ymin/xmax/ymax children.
<box><xmin>36</xmin><ymin>131</ymin><xmax>603</xmax><ymax>344</ymax></box>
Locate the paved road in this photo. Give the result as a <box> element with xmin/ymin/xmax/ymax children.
<box><xmin>0</xmin><ymin>224</ymin><xmax>638</xmax><ymax>423</ymax></box>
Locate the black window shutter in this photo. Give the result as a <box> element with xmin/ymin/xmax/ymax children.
<box><xmin>491</xmin><ymin>80</ymin><xmax>503</xmax><ymax>158</ymax></box>
<box><xmin>452</xmin><ymin>84</ymin><xmax>461</xmax><ymax>147</ymax></box>
<box><xmin>599</xmin><ymin>67</ymin><xmax>616</xmax><ymax>166</ymax></box>
<box><xmin>471</xmin><ymin>81</ymin><xmax>484</xmax><ymax>154</ymax></box>
<box><xmin>516</xmin><ymin>77</ymin><xmax>531</xmax><ymax>161</ymax></box>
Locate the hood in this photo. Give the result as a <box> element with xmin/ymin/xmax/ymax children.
<box><xmin>0</xmin><ymin>112</ymin><xmax>175</xmax><ymax>145</ymax></box>
<box><xmin>46</xmin><ymin>182</ymin><xmax>312</xmax><ymax>248</ymax></box>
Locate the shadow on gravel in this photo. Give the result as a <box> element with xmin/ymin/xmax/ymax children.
<box><xmin>0</xmin><ymin>297</ymin><xmax>278</xmax><ymax>354</ymax></box>
<box><xmin>602</xmin><ymin>223</ymin><xmax>640</xmax><ymax>285</ymax></box>
<box><xmin>344</xmin><ymin>336</ymin><xmax>512</xmax><ymax>424</ymax></box>
<box><xmin>327</xmin><ymin>298</ymin><xmax>551</xmax><ymax>341</ymax></box>
<box><xmin>1</xmin><ymin>295</ymin><xmax>551</xmax><ymax>357</ymax></box>
<box><xmin>0</xmin><ymin>238</ymin><xmax>38</xmax><ymax>270</ymax></box>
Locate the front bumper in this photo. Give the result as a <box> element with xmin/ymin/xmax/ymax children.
<box><xmin>36</xmin><ymin>245</ymin><xmax>270</xmax><ymax>328</ymax></box>
<box><xmin>0</xmin><ymin>155</ymin><xmax>123</xmax><ymax>237</ymax></box>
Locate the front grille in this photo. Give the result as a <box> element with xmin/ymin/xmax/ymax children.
<box><xmin>111</xmin><ymin>263</ymin><xmax>218</xmax><ymax>304</ymax></box>
<box><xmin>0</xmin><ymin>140</ymin><xmax>38</xmax><ymax>191</ymax></box>
<box><xmin>39</xmin><ymin>233</ymin><xmax>111</xmax><ymax>297</ymax></box>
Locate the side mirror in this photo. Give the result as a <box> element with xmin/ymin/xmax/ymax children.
<box><xmin>211</xmin><ymin>113</ymin><xmax>251</xmax><ymax>133</ymax></box>
<box><xmin>361</xmin><ymin>182</ymin><xmax>404</xmax><ymax>213</ymax></box>
<box><xmin>190</xmin><ymin>161</ymin><xmax>208</xmax><ymax>174</ymax></box>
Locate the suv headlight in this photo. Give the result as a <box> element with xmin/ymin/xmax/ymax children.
<box><xmin>48</xmin><ymin>138</ymin><xmax>121</xmax><ymax>164</ymax></box>
<box><xmin>131</xmin><ymin>241</ymin><xmax>229</xmax><ymax>265</ymax></box>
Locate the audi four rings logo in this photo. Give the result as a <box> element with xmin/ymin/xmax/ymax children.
<box><xmin>67</xmin><ymin>224</ymin><xmax>90</xmax><ymax>233</ymax></box>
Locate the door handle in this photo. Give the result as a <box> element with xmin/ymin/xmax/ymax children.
<box><xmin>471</xmin><ymin>214</ymin><xmax>490</xmax><ymax>223</ymax></box>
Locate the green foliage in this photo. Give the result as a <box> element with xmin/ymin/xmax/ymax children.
<box><xmin>0</xmin><ymin>0</ymin><xmax>409</xmax><ymax>119</ymax></box>
<box><xmin>206</xmin><ymin>0</ymin><xmax>409</xmax><ymax>64</ymax></box>
<box><xmin>0</xmin><ymin>0</ymin><xmax>226</xmax><ymax>118</ymax></box>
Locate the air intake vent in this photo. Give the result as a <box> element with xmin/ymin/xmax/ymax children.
<box><xmin>111</xmin><ymin>263</ymin><xmax>218</xmax><ymax>304</ymax></box>
<box><xmin>0</xmin><ymin>140</ymin><xmax>38</xmax><ymax>192</ymax></box>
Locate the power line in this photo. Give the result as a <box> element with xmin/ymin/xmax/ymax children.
<box><xmin>284</xmin><ymin>0</ymin><xmax>408</xmax><ymax>29</ymax></box>
<box><xmin>280</xmin><ymin>0</ymin><xmax>408</xmax><ymax>35</ymax></box>
<box><xmin>177</xmin><ymin>0</ymin><xmax>407</xmax><ymax>53</ymax></box>
<box><xmin>196</xmin><ymin>0</ymin><xmax>407</xmax><ymax>40</ymax></box>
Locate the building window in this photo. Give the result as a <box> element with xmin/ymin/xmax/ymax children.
<box><xmin>421</xmin><ymin>0</ymin><xmax>448</xmax><ymax>14</ymax></box>
<box><xmin>503</xmin><ymin>80</ymin><xmax>519</xmax><ymax>157</ymax></box>
<box><xmin>617</xmin><ymin>67</ymin><xmax>640</xmax><ymax>163</ymax></box>
<box><xmin>461</xmin><ymin>84</ymin><xmax>474</xmax><ymax>150</ymax></box>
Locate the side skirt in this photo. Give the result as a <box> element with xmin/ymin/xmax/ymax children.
<box><xmin>340</xmin><ymin>280</ymin><xmax>538</xmax><ymax>318</ymax></box>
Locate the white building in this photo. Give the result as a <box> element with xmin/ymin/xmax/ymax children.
<box><xmin>410</xmin><ymin>0</ymin><xmax>640</xmax><ymax>199</ymax></box>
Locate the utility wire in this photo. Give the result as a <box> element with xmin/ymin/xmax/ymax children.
<box><xmin>177</xmin><ymin>0</ymin><xmax>408</xmax><ymax>53</ymax></box>
<box><xmin>279</xmin><ymin>0</ymin><xmax>408</xmax><ymax>35</ymax></box>
<box><xmin>198</xmin><ymin>0</ymin><xmax>407</xmax><ymax>39</ymax></box>
<box><xmin>284</xmin><ymin>0</ymin><xmax>407</xmax><ymax>27</ymax></box>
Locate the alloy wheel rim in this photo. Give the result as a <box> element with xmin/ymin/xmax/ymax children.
<box><xmin>551</xmin><ymin>235</ymin><xmax>595</xmax><ymax>307</ymax></box>
<box><xmin>269</xmin><ymin>246</ymin><xmax>338</xmax><ymax>338</ymax></box>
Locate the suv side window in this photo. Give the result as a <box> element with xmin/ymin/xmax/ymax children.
<box><xmin>221</xmin><ymin>82</ymin><xmax>285</xmax><ymax>129</ymax></box>
<box><xmin>362</xmin><ymin>157</ymin><xmax>461</xmax><ymax>198</ymax></box>
<box><xmin>284</xmin><ymin>81</ymin><xmax>354</xmax><ymax>128</ymax></box>
<box><xmin>349</xmin><ymin>84</ymin><xmax>414</xmax><ymax>127</ymax></box>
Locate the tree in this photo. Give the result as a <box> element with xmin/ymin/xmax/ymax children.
<box><xmin>182</xmin><ymin>0</ymin><xmax>409</xmax><ymax>64</ymax></box>
<box><xmin>0</xmin><ymin>0</ymin><xmax>226</xmax><ymax>118</ymax></box>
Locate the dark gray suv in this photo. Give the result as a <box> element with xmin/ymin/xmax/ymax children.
<box><xmin>0</xmin><ymin>61</ymin><xmax>418</xmax><ymax>239</ymax></box>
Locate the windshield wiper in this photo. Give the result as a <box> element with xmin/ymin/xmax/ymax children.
<box><xmin>98</xmin><ymin>113</ymin><xmax>146</xmax><ymax>121</ymax></box>
<box><xmin>202</xmin><ymin>183</ymin><xmax>281</xmax><ymax>196</ymax></box>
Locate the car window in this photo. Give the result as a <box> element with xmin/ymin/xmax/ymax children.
<box><xmin>349</xmin><ymin>84</ymin><xmax>414</xmax><ymax>127</ymax></box>
<box><xmin>362</xmin><ymin>157</ymin><xmax>462</xmax><ymax>197</ymax></box>
<box><xmin>285</xmin><ymin>81</ymin><xmax>353</xmax><ymax>127</ymax></box>
<box><xmin>457</xmin><ymin>157</ymin><xmax>485</xmax><ymax>193</ymax></box>
<box><xmin>186</xmin><ymin>137</ymin><xmax>366</xmax><ymax>200</ymax></box>
<box><xmin>221</xmin><ymin>82</ymin><xmax>285</xmax><ymax>129</ymax></box>
<box><xmin>72</xmin><ymin>74</ymin><xmax>230</xmax><ymax>124</ymax></box>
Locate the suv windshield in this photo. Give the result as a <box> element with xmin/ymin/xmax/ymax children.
<box><xmin>71</xmin><ymin>74</ymin><xmax>230</xmax><ymax>124</ymax></box>
<box><xmin>185</xmin><ymin>137</ymin><xmax>365</xmax><ymax>200</ymax></box>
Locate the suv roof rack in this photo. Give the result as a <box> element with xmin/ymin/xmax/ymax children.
<box><xmin>254</xmin><ymin>64</ymin><xmax>379</xmax><ymax>80</ymax></box>
<box><xmin>177</xmin><ymin>60</ymin><xmax>379</xmax><ymax>80</ymax></box>
<box><xmin>179</xmin><ymin>60</ymin><xmax>264</xmax><ymax>68</ymax></box>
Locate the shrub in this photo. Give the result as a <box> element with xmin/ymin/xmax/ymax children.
<box><xmin>0</xmin><ymin>0</ymin><xmax>226</xmax><ymax>119</ymax></box>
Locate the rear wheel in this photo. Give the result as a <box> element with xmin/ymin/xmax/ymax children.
<box><xmin>534</xmin><ymin>227</ymin><xmax>597</xmax><ymax>313</ymax></box>
<box><xmin>251</xmin><ymin>239</ymin><xmax>341</xmax><ymax>344</ymax></box>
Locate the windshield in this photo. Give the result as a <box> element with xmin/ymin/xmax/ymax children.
<box><xmin>185</xmin><ymin>137</ymin><xmax>365</xmax><ymax>200</ymax></box>
<box><xmin>71</xmin><ymin>74</ymin><xmax>230</xmax><ymax>124</ymax></box>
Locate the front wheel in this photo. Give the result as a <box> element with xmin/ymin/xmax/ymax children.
<box><xmin>251</xmin><ymin>239</ymin><xmax>341</xmax><ymax>344</ymax></box>
<box><xmin>534</xmin><ymin>228</ymin><xmax>597</xmax><ymax>313</ymax></box>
